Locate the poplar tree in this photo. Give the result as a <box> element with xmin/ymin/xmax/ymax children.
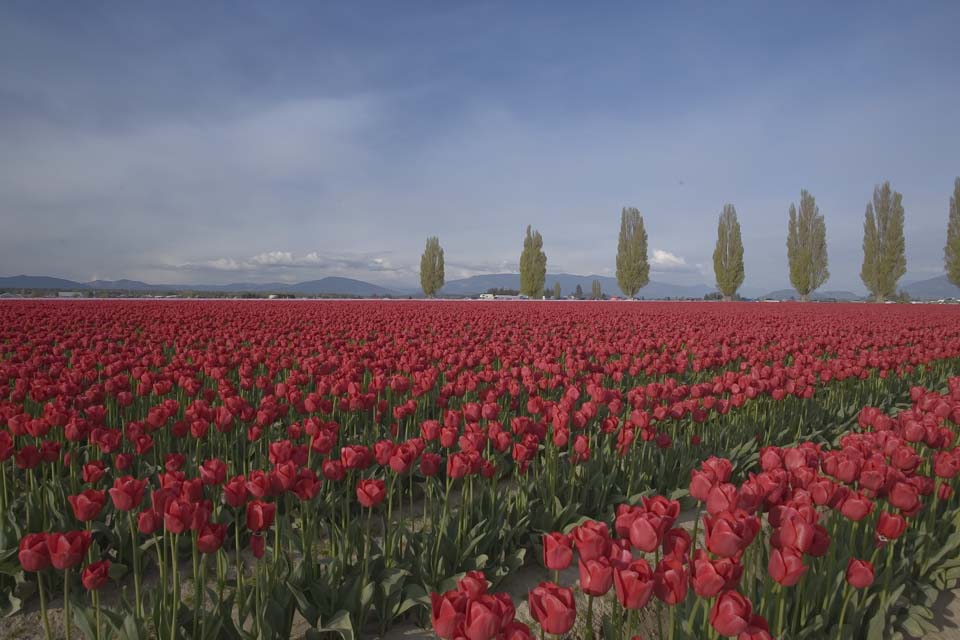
<box><xmin>860</xmin><ymin>181</ymin><xmax>906</xmax><ymax>302</ymax></box>
<box><xmin>552</xmin><ymin>282</ymin><xmax>561</xmax><ymax>299</ymax></box>
<box><xmin>786</xmin><ymin>190</ymin><xmax>829</xmax><ymax>301</ymax></box>
<box><xmin>615</xmin><ymin>207</ymin><xmax>650</xmax><ymax>298</ymax></box>
<box><xmin>945</xmin><ymin>178</ymin><xmax>960</xmax><ymax>287</ymax></box>
<box><xmin>591</xmin><ymin>280</ymin><xmax>602</xmax><ymax>300</ymax></box>
<box><xmin>519</xmin><ymin>225</ymin><xmax>547</xmax><ymax>297</ymax></box>
<box><xmin>574</xmin><ymin>284</ymin><xmax>584</xmax><ymax>299</ymax></box>
<box><xmin>713</xmin><ymin>204</ymin><xmax>745</xmax><ymax>301</ymax></box>
<box><xmin>419</xmin><ymin>236</ymin><xmax>445</xmax><ymax>297</ymax></box>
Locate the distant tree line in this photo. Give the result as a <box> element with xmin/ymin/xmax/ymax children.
<box><xmin>418</xmin><ymin>178</ymin><xmax>960</xmax><ymax>300</ymax></box>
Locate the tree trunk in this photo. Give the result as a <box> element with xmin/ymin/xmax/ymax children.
<box><xmin>800</xmin><ymin>293</ymin><xmax>810</xmax><ymax>302</ymax></box>
<box><xmin>722</xmin><ymin>295</ymin><xmax>733</xmax><ymax>302</ymax></box>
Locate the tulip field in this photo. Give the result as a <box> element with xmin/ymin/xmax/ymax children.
<box><xmin>5</xmin><ymin>300</ymin><xmax>960</xmax><ymax>640</ymax></box>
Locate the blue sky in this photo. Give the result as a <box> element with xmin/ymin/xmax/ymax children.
<box><xmin>1</xmin><ymin>2</ymin><xmax>958</xmax><ymax>294</ymax></box>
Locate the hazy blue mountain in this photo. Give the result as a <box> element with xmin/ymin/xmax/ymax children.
<box><xmin>902</xmin><ymin>275</ymin><xmax>960</xmax><ymax>300</ymax></box>
<box><xmin>286</xmin><ymin>278</ymin><xmax>397</xmax><ymax>296</ymax></box>
<box><xmin>440</xmin><ymin>273</ymin><xmax>716</xmax><ymax>298</ymax></box>
<box><xmin>1</xmin><ymin>274</ymin><xmax>400</xmax><ymax>296</ymax></box>
<box><xmin>761</xmin><ymin>289</ymin><xmax>863</xmax><ymax>301</ymax></box>
<box><xmin>88</xmin><ymin>279</ymin><xmax>162</xmax><ymax>290</ymax></box>
<box><xmin>0</xmin><ymin>275</ymin><xmax>90</xmax><ymax>289</ymax></box>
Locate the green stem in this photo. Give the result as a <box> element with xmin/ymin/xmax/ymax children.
<box><xmin>234</xmin><ymin>515</ymin><xmax>244</xmax><ymax>623</ymax></box>
<box><xmin>170</xmin><ymin>534</ymin><xmax>179</xmax><ymax>640</ymax></box>
<box><xmin>64</xmin><ymin>568</ymin><xmax>72</xmax><ymax>640</ymax></box>
<box><xmin>777</xmin><ymin>584</ymin><xmax>787</xmax><ymax>637</ymax></box>
<box><xmin>128</xmin><ymin>512</ymin><xmax>142</xmax><ymax>619</ymax></box>
<box><xmin>192</xmin><ymin>532</ymin><xmax>200</xmax><ymax>638</ymax></box>
<box><xmin>836</xmin><ymin>586</ymin><xmax>854</xmax><ymax>640</ymax></box>
<box><xmin>37</xmin><ymin>571</ymin><xmax>52</xmax><ymax>640</ymax></box>
<box><xmin>94</xmin><ymin>590</ymin><xmax>101</xmax><ymax>640</ymax></box>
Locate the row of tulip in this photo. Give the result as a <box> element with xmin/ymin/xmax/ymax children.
<box><xmin>2</xmin><ymin>300</ymin><xmax>960</xmax><ymax>639</ymax></box>
<box><xmin>494</xmin><ymin>378</ymin><xmax>960</xmax><ymax>640</ymax></box>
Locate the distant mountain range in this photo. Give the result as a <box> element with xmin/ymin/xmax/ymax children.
<box><xmin>0</xmin><ymin>275</ymin><xmax>396</xmax><ymax>296</ymax></box>
<box><xmin>758</xmin><ymin>275</ymin><xmax>960</xmax><ymax>301</ymax></box>
<box><xmin>902</xmin><ymin>274</ymin><xmax>960</xmax><ymax>300</ymax></box>
<box><xmin>439</xmin><ymin>273</ymin><xmax>716</xmax><ymax>298</ymax></box>
<box><xmin>3</xmin><ymin>272</ymin><xmax>958</xmax><ymax>300</ymax></box>
<box><xmin>760</xmin><ymin>289</ymin><xmax>863</xmax><ymax>301</ymax></box>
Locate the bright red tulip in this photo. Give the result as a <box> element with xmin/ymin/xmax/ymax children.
<box><xmin>47</xmin><ymin>530</ymin><xmax>93</xmax><ymax>570</ymax></box>
<box><xmin>709</xmin><ymin>590</ymin><xmax>753</xmax><ymax>636</ymax></box>
<box><xmin>68</xmin><ymin>489</ymin><xmax>106</xmax><ymax>522</ymax></box>
<box><xmin>246</xmin><ymin>500</ymin><xmax>276</xmax><ymax>532</ymax></box>
<box><xmin>197</xmin><ymin>522</ymin><xmax>227</xmax><ymax>554</ymax></box>
<box><xmin>109</xmin><ymin>476</ymin><xmax>146</xmax><ymax>512</ymax></box>
<box><xmin>542</xmin><ymin>532</ymin><xmax>572</xmax><ymax>570</ymax></box>
<box><xmin>18</xmin><ymin>533</ymin><xmax>50</xmax><ymax>572</ymax></box>
<box><xmin>81</xmin><ymin>560</ymin><xmax>111</xmax><ymax>590</ymax></box>
<box><xmin>528</xmin><ymin>582</ymin><xmax>576</xmax><ymax>635</ymax></box>
<box><xmin>430</xmin><ymin>590</ymin><xmax>467</xmax><ymax>639</ymax></box>
<box><xmin>846</xmin><ymin>558</ymin><xmax>874</xmax><ymax>589</ymax></box>
<box><xmin>614</xmin><ymin>559</ymin><xmax>654</xmax><ymax>609</ymax></box>
<box><xmin>356</xmin><ymin>478</ymin><xmax>386</xmax><ymax>508</ymax></box>
<box><xmin>578</xmin><ymin>557</ymin><xmax>614</xmax><ymax>596</ymax></box>
<box><xmin>768</xmin><ymin>548</ymin><xmax>807</xmax><ymax>587</ymax></box>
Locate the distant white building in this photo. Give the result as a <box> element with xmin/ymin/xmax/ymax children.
<box><xmin>57</xmin><ymin>291</ymin><xmax>84</xmax><ymax>298</ymax></box>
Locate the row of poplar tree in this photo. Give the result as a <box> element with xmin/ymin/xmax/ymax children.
<box><xmin>420</xmin><ymin>178</ymin><xmax>960</xmax><ymax>301</ymax></box>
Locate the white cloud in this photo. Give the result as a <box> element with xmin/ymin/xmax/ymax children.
<box><xmin>168</xmin><ymin>250</ymin><xmax>419</xmax><ymax>284</ymax></box>
<box><xmin>650</xmin><ymin>249</ymin><xmax>696</xmax><ymax>273</ymax></box>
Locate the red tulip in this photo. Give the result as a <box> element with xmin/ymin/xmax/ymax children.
<box><xmin>653</xmin><ymin>555</ymin><xmax>688</xmax><ymax>605</ymax></box>
<box><xmin>846</xmin><ymin>558</ymin><xmax>874</xmax><ymax>589</ymax></box>
<box><xmin>458</xmin><ymin>570</ymin><xmax>489</xmax><ymax>598</ymax></box>
<box><xmin>81</xmin><ymin>560</ymin><xmax>111</xmax><ymax>590</ymax></box>
<box><xmin>430</xmin><ymin>590</ymin><xmax>467</xmax><ymax>639</ymax></box>
<box><xmin>876</xmin><ymin>511</ymin><xmax>907</xmax><ymax>541</ymax></box>
<box><xmin>47</xmin><ymin>530</ymin><xmax>93</xmax><ymax>570</ymax></box>
<box><xmin>662</xmin><ymin>527</ymin><xmax>692</xmax><ymax>558</ymax></box>
<box><xmin>109</xmin><ymin>476</ymin><xmax>146</xmax><ymax>512</ymax></box>
<box><xmin>463</xmin><ymin>597</ymin><xmax>501</xmax><ymax>640</ymax></box>
<box><xmin>628</xmin><ymin>513</ymin><xmax>662</xmax><ymax>553</ymax></box>
<box><xmin>614</xmin><ymin>559</ymin><xmax>654</xmax><ymax>609</ymax></box>
<box><xmin>572</xmin><ymin>520</ymin><xmax>611</xmax><ymax>561</ymax></box>
<box><xmin>138</xmin><ymin>509</ymin><xmax>161</xmax><ymax>535</ymax></box>
<box><xmin>68</xmin><ymin>489</ymin><xmax>106</xmax><ymax>522</ymax></box>
<box><xmin>839</xmin><ymin>492</ymin><xmax>874</xmax><ymax>521</ymax></box>
<box><xmin>223</xmin><ymin>475</ymin><xmax>248</xmax><ymax>508</ymax></box>
<box><xmin>578</xmin><ymin>557</ymin><xmax>614</xmax><ymax>596</ymax></box>
<box><xmin>317</xmin><ymin>449</ymin><xmax>345</xmax><ymax>476</ymax></box>
<box><xmin>542</xmin><ymin>532</ymin><xmax>572</xmax><ymax>570</ymax></box>
<box><xmin>246</xmin><ymin>500</ymin><xmax>276</xmax><ymax>532</ymax></box>
<box><xmin>18</xmin><ymin>533</ymin><xmax>50</xmax><ymax>572</ymax></box>
<box><xmin>356</xmin><ymin>479</ymin><xmax>386</xmax><ymax>508</ymax></box>
<box><xmin>419</xmin><ymin>452</ymin><xmax>441</xmax><ymax>477</ymax></box>
<box><xmin>528</xmin><ymin>582</ymin><xmax>576</xmax><ymax>635</ymax></box>
<box><xmin>500</xmin><ymin>621</ymin><xmax>533</xmax><ymax>640</ymax></box>
<box><xmin>197</xmin><ymin>522</ymin><xmax>227</xmax><ymax>554</ymax></box>
<box><xmin>709</xmin><ymin>590</ymin><xmax>753</xmax><ymax>636</ymax></box>
<box><xmin>292</xmin><ymin>468</ymin><xmax>322</xmax><ymax>501</ymax></box>
<box><xmin>199</xmin><ymin>459</ymin><xmax>227</xmax><ymax>485</ymax></box>
<box><xmin>768</xmin><ymin>548</ymin><xmax>807</xmax><ymax>586</ymax></box>
<box><xmin>81</xmin><ymin>461</ymin><xmax>106</xmax><ymax>484</ymax></box>
<box><xmin>889</xmin><ymin>481</ymin><xmax>921</xmax><ymax>516</ymax></box>
<box><xmin>738</xmin><ymin>615</ymin><xmax>773</xmax><ymax>640</ymax></box>
<box><xmin>691</xmin><ymin>550</ymin><xmax>742</xmax><ymax>597</ymax></box>
<box><xmin>163</xmin><ymin>498</ymin><xmax>195</xmax><ymax>535</ymax></box>
<box><xmin>704</xmin><ymin>512</ymin><xmax>758</xmax><ymax>558</ymax></box>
